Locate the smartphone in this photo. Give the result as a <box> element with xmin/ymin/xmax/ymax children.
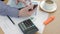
<box><xmin>33</xmin><ymin>5</ymin><xmax>38</xmax><ymax>9</ymax></box>
<box><xmin>28</xmin><ymin>5</ymin><xmax>38</xmax><ymax>11</ymax></box>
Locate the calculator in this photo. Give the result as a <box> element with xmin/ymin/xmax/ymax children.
<box><xmin>18</xmin><ymin>19</ymin><xmax>38</xmax><ymax>34</ymax></box>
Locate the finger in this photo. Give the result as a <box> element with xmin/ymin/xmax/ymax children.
<box><xmin>27</xmin><ymin>4</ymin><xmax>34</xmax><ymax>10</ymax></box>
<box><xmin>16</xmin><ymin>0</ymin><xmax>18</xmax><ymax>4</ymax></box>
<box><xmin>23</xmin><ymin>1</ymin><xmax>26</xmax><ymax>5</ymax></box>
<box><xmin>30</xmin><ymin>3</ymin><xmax>32</xmax><ymax>5</ymax></box>
<box><xmin>30</xmin><ymin>4</ymin><xmax>34</xmax><ymax>9</ymax></box>
<box><xmin>22</xmin><ymin>5</ymin><xmax>34</xmax><ymax>12</ymax></box>
<box><xmin>19</xmin><ymin>0</ymin><xmax>26</xmax><ymax>3</ymax></box>
<box><xmin>27</xmin><ymin>10</ymin><xmax>34</xmax><ymax>16</ymax></box>
<box><xmin>16</xmin><ymin>0</ymin><xmax>19</xmax><ymax>5</ymax></box>
<box><xmin>25</xmin><ymin>2</ymin><xmax>32</xmax><ymax>7</ymax></box>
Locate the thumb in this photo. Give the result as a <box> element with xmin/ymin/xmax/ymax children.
<box><xmin>28</xmin><ymin>5</ymin><xmax>34</xmax><ymax>9</ymax></box>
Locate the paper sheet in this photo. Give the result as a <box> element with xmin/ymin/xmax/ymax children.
<box><xmin>0</xmin><ymin>1</ymin><xmax>49</xmax><ymax>34</ymax></box>
<box><xmin>0</xmin><ymin>15</ymin><xmax>23</xmax><ymax>34</ymax></box>
<box><xmin>9</xmin><ymin>1</ymin><xmax>49</xmax><ymax>34</ymax></box>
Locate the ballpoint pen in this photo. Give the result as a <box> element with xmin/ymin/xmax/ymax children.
<box><xmin>7</xmin><ymin>15</ymin><xmax>15</xmax><ymax>25</ymax></box>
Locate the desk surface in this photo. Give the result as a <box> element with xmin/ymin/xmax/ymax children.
<box><xmin>0</xmin><ymin>0</ymin><xmax>60</xmax><ymax>34</ymax></box>
<box><xmin>43</xmin><ymin>0</ymin><xmax>60</xmax><ymax>34</ymax></box>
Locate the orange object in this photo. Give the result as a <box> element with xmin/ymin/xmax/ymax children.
<box><xmin>44</xmin><ymin>16</ymin><xmax>55</xmax><ymax>25</ymax></box>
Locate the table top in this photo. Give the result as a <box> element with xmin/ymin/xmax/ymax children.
<box><xmin>0</xmin><ymin>0</ymin><xmax>60</xmax><ymax>34</ymax></box>
<box><xmin>43</xmin><ymin>0</ymin><xmax>60</xmax><ymax>34</ymax></box>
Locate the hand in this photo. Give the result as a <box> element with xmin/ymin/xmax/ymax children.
<box><xmin>19</xmin><ymin>4</ymin><xmax>34</xmax><ymax>17</ymax></box>
<box><xmin>16</xmin><ymin>0</ymin><xmax>26</xmax><ymax>5</ymax></box>
<box><xmin>16</xmin><ymin>0</ymin><xmax>32</xmax><ymax>6</ymax></box>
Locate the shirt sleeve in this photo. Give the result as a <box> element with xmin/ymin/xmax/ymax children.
<box><xmin>0</xmin><ymin>1</ymin><xmax>19</xmax><ymax>17</ymax></box>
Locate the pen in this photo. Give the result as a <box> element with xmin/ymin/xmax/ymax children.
<box><xmin>7</xmin><ymin>15</ymin><xmax>15</xmax><ymax>25</ymax></box>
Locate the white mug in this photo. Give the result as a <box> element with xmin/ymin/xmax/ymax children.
<box><xmin>43</xmin><ymin>1</ymin><xmax>54</xmax><ymax>10</ymax></box>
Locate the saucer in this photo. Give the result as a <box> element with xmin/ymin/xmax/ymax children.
<box><xmin>40</xmin><ymin>0</ymin><xmax>57</xmax><ymax>12</ymax></box>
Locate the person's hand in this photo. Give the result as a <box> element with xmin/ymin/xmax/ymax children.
<box><xmin>16</xmin><ymin>0</ymin><xmax>26</xmax><ymax>5</ymax></box>
<box><xmin>19</xmin><ymin>4</ymin><xmax>34</xmax><ymax>17</ymax></box>
<box><xmin>16</xmin><ymin>0</ymin><xmax>31</xmax><ymax>6</ymax></box>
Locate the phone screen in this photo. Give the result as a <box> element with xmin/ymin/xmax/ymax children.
<box><xmin>33</xmin><ymin>5</ymin><xmax>38</xmax><ymax>9</ymax></box>
<box><xmin>28</xmin><ymin>5</ymin><xmax>38</xmax><ymax>11</ymax></box>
